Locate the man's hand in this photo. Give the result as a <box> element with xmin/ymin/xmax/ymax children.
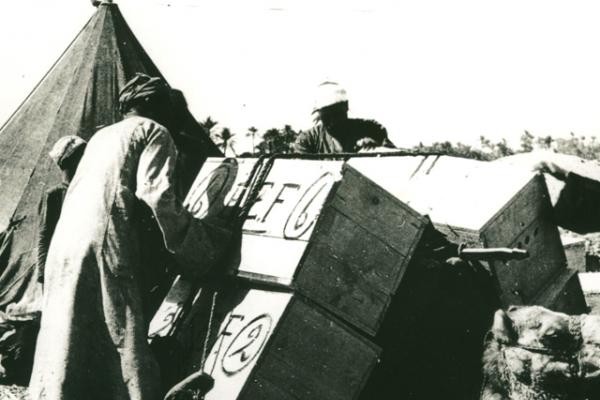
<box><xmin>355</xmin><ymin>137</ymin><xmax>378</xmax><ymax>151</ymax></box>
<box><xmin>532</xmin><ymin>160</ymin><xmax>569</xmax><ymax>181</ymax></box>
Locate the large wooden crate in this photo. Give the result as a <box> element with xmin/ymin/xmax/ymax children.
<box><xmin>181</xmin><ymin>157</ymin><xmax>427</xmax><ymax>335</ymax></box>
<box><xmin>190</xmin><ymin>287</ymin><xmax>380</xmax><ymax>400</ymax></box>
<box><xmin>348</xmin><ymin>155</ymin><xmax>569</xmax><ymax>307</ymax></box>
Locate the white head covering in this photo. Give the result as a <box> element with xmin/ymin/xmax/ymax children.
<box><xmin>312</xmin><ymin>81</ymin><xmax>348</xmax><ymax>113</ymax></box>
<box><xmin>49</xmin><ymin>136</ymin><xmax>87</xmax><ymax>168</ymax></box>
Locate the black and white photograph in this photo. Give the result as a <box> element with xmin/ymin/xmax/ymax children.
<box><xmin>1</xmin><ymin>0</ymin><xmax>600</xmax><ymax>399</ymax></box>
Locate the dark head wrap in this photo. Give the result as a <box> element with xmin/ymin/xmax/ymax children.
<box><xmin>118</xmin><ymin>73</ymin><xmax>170</xmax><ymax>113</ymax></box>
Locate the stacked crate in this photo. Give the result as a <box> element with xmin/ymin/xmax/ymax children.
<box><xmin>151</xmin><ymin>154</ymin><xmax>587</xmax><ymax>399</ymax></box>
<box><xmin>197</xmin><ymin>287</ymin><xmax>380</xmax><ymax>400</ymax></box>
<box><xmin>150</xmin><ymin>157</ymin><xmax>428</xmax><ymax>399</ymax></box>
<box><xmin>348</xmin><ymin>155</ymin><xmax>587</xmax><ymax>313</ymax></box>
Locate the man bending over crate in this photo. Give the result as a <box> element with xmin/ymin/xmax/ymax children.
<box><xmin>28</xmin><ymin>73</ymin><xmax>230</xmax><ymax>400</ymax></box>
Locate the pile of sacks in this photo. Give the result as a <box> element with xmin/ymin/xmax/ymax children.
<box><xmin>481</xmin><ymin>306</ymin><xmax>600</xmax><ymax>400</ymax></box>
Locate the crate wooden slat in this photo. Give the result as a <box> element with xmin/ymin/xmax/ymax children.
<box><xmin>148</xmin><ymin>275</ymin><xmax>194</xmax><ymax>338</ymax></box>
<box><xmin>479</xmin><ymin>174</ymin><xmax>567</xmax><ymax>305</ymax></box>
<box><xmin>193</xmin><ymin>287</ymin><xmax>380</xmax><ymax>400</ymax></box>
<box><xmin>181</xmin><ymin>157</ymin><xmax>428</xmax><ymax>335</ymax></box>
<box><xmin>348</xmin><ymin>155</ymin><xmax>574</xmax><ymax>307</ymax></box>
<box><xmin>533</xmin><ymin>268</ymin><xmax>588</xmax><ymax>314</ymax></box>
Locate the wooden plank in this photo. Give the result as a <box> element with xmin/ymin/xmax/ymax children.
<box><xmin>481</xmin><ymin>174</ymin><xmax>552</xmax><ymax>245</ymax></box>
<box><xmin>297</xmin><ymin>242</ymin><xmax>391</xmax><ymax>335</ymax></box>
<box><xmin>148</xmin><ymin>276</ymin><xmax>195</xmax><ymax>339</ymax></box>
<box><xmin>348</xmin><ymin>155</ymin><xmax>535</xmax><ymax>231</ymax></box>
<box><xmin>195</xmin><ymin>288</ymin><xmax>379</xmax><ymax>400</ymax></box>
<box><xmin>490</xmin><ymin>217</ymin><xmax>567</xmax><ymax>305</ymax></box>
<box><xmin>433</xmin><ymin>223</ymin><xmax>482</xmax><ymax>247</ymax></box>
<box><xmin>184</xmin><ymin>158</ymin><xmax>256</xmax><ymax>219</ymax></box>
<box><xmin>242</xmin><ymin>159</ymin><xmax>344</xmax><ymax>241</ymax></box>
<box><xmin>184</xmin><ymin>158</ymin><xmax>345</xmax><ymax>238</ymax></box>
<box><xmin>329</xmin><ymin>165</ymin><xmax>427</xmax><ymax>258</ymax></box>
<box><xmin>236</xmin><ymin>234</ymin><xmax>307</xmax><ymax>285</ymax></box>
<box><xmin>239</xmin><ymin>376</ymin><xmax>295</xmax><ymax>400</ymax></box>
<box><xmin>202</xmin><ymin>290</ymin><xmax>293</xmax><ymax>400</ymax></box>
<box><xmin>512</xmin><ymin>218</ymin><xmax>566</xmax><ymax>300</ymax></box>
<box><xmin>308</xmin><ymin>211</ymin><xmax>406</xmax><ymax>294</ymax></box>
<box><xmin>296</xmin><ymin>210</ymin><xmax>405</xmax><ymax>334</ymax></box>
<box><xmin>245</xmin><ymin>297</ymin><xmax>380</xmax><ymax>400</ymax></box>
<box><xmin>480</xmin><ymin>176</ymin><xmax>566</xmax><ymax>305</ymax></box>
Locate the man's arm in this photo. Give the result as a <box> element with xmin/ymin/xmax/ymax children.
<box><xmin>370</xmin><ymin>121</ymin><xmax>395</xmax><ymax>148</ymax></box>
<box><xmin>381</xmin><ymin>137</ymin><xmax>396</xmax><ymax>149</ymax></box>
<box><xmin>135</xmin><ymin>123</ymin><xmax>230</xmax><ymax>278</ymax></box>
<box><xmin>36</xmin><ymin>194</ymin><xmax>50</xmax><ymax>282</ymax></box>
<box><xmin>36</xmin><ymin>188</ymin><xmax>65</xmax><ymax>283</ymax></box>
<box><xmin>292</xmin><ymin>130</ymin><xmax>316</xmax><ymax>154</ymax></box>
<box><xmin>353</xmin><ymin>119</ymin><xmax>395</xmax><ymax>150</ymax></box>
<box><xmin>553</xmin><ymin>172</ymin><xmax>600</xmax><ymax>234</ymax></box>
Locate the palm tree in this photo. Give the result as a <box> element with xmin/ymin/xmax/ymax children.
<box><xmin>247</xmin><ymin>126</ymin><xmax>258</xmax><ymax>155</ymax></box>
<box><xmin>199</xmin><ymin>116</ymin><xmax>218</xmax><ymax>136</ymax></box>
<box><xmin>214</xmin><ymin>127</ymin><xmax>237</xmax><ymax>156</ymax></box>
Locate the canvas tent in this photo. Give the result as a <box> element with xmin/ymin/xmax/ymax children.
<box><xmin>0</xmin><ymin>1</ymin><xmax>221</xmax><ymax>310</ymax></box>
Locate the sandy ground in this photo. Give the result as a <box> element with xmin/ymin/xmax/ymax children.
<box><xmin>579</xmin><ymin>272</ymin><xmax>600</xmax><ymax>314</ymax></box>
<box><xmin>2</xmin><ymin>272</ymin><xmax>596</xmax><ymax>399</ymax></box>
<box><xmin>0</xmin><ymin>385</ymin><xmax>28</xmax><ymax>399</ymax></box>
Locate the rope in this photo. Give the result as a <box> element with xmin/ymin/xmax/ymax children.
<box><xmin>238</xmin><ymin>156</ymin><xmax>277</xmax><ymax>222</ymax></box>
<box><xmin>233</xmin><ymin>154</ymin><xmax>270</xmax><ymax>224</ymax></box>
<box><xmin>200</xmin><ymin>291</ymin><xmax>218</xmax><ymax>371</ymax></box>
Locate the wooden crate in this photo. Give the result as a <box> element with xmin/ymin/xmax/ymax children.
<box><xmin>533</xmin><ymin>268</ymin><xmax>588</xmax><ymax>314</ymax></box>
<box><xmin>187</xmin><ymin>287</ymin><xmax>380</xmax><ymax>400</ymax></box>
<box><xmin>181</xmin><ymin>158</ymin><xmax>427</xmax><ymax>335</ymax></box>
<box><xmin>348</xmin><ymin>155</ymin><xmax>568</xmax><ymax>307</ymax></box>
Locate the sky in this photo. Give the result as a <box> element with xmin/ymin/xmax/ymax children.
<box><xmin>1</xmin><ymin>0</ymin><xmax>600</xmax><ymax>153</ymax></box>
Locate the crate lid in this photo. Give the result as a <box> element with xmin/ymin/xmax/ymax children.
<box><xmin>348</xmin><ymin>155</ymin><xmax>535</xmax><ymax>231</ymax></box>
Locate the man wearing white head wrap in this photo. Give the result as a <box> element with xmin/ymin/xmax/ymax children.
<box><xmin>29</xmin><ymin>74</ymin><xmax>230</xmax><ymax>400</ymax></box>
<box><xmin>48</xmin><ymin>135</ymin><xmax>87</xmax><ymax>171</ymax></box>
<box><xmin>293</xmin><ymin>81</ymin><xmax>395</xmax><ymax>153</ymax></box>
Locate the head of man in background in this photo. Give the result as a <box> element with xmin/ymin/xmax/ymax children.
<box><xmin>48</xmin><ymin>135</ymin><xmax>87</xmax><ymax>184</ymax></box>
<box><xmin>313</xmin><ymin>82</ymin><xmax>350</xmax><ymax>134</ymax></box>
<box><xmin>293</xmin><ymin>81</ymin><xmax>395</xmax><ymax>154</ymax></box>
